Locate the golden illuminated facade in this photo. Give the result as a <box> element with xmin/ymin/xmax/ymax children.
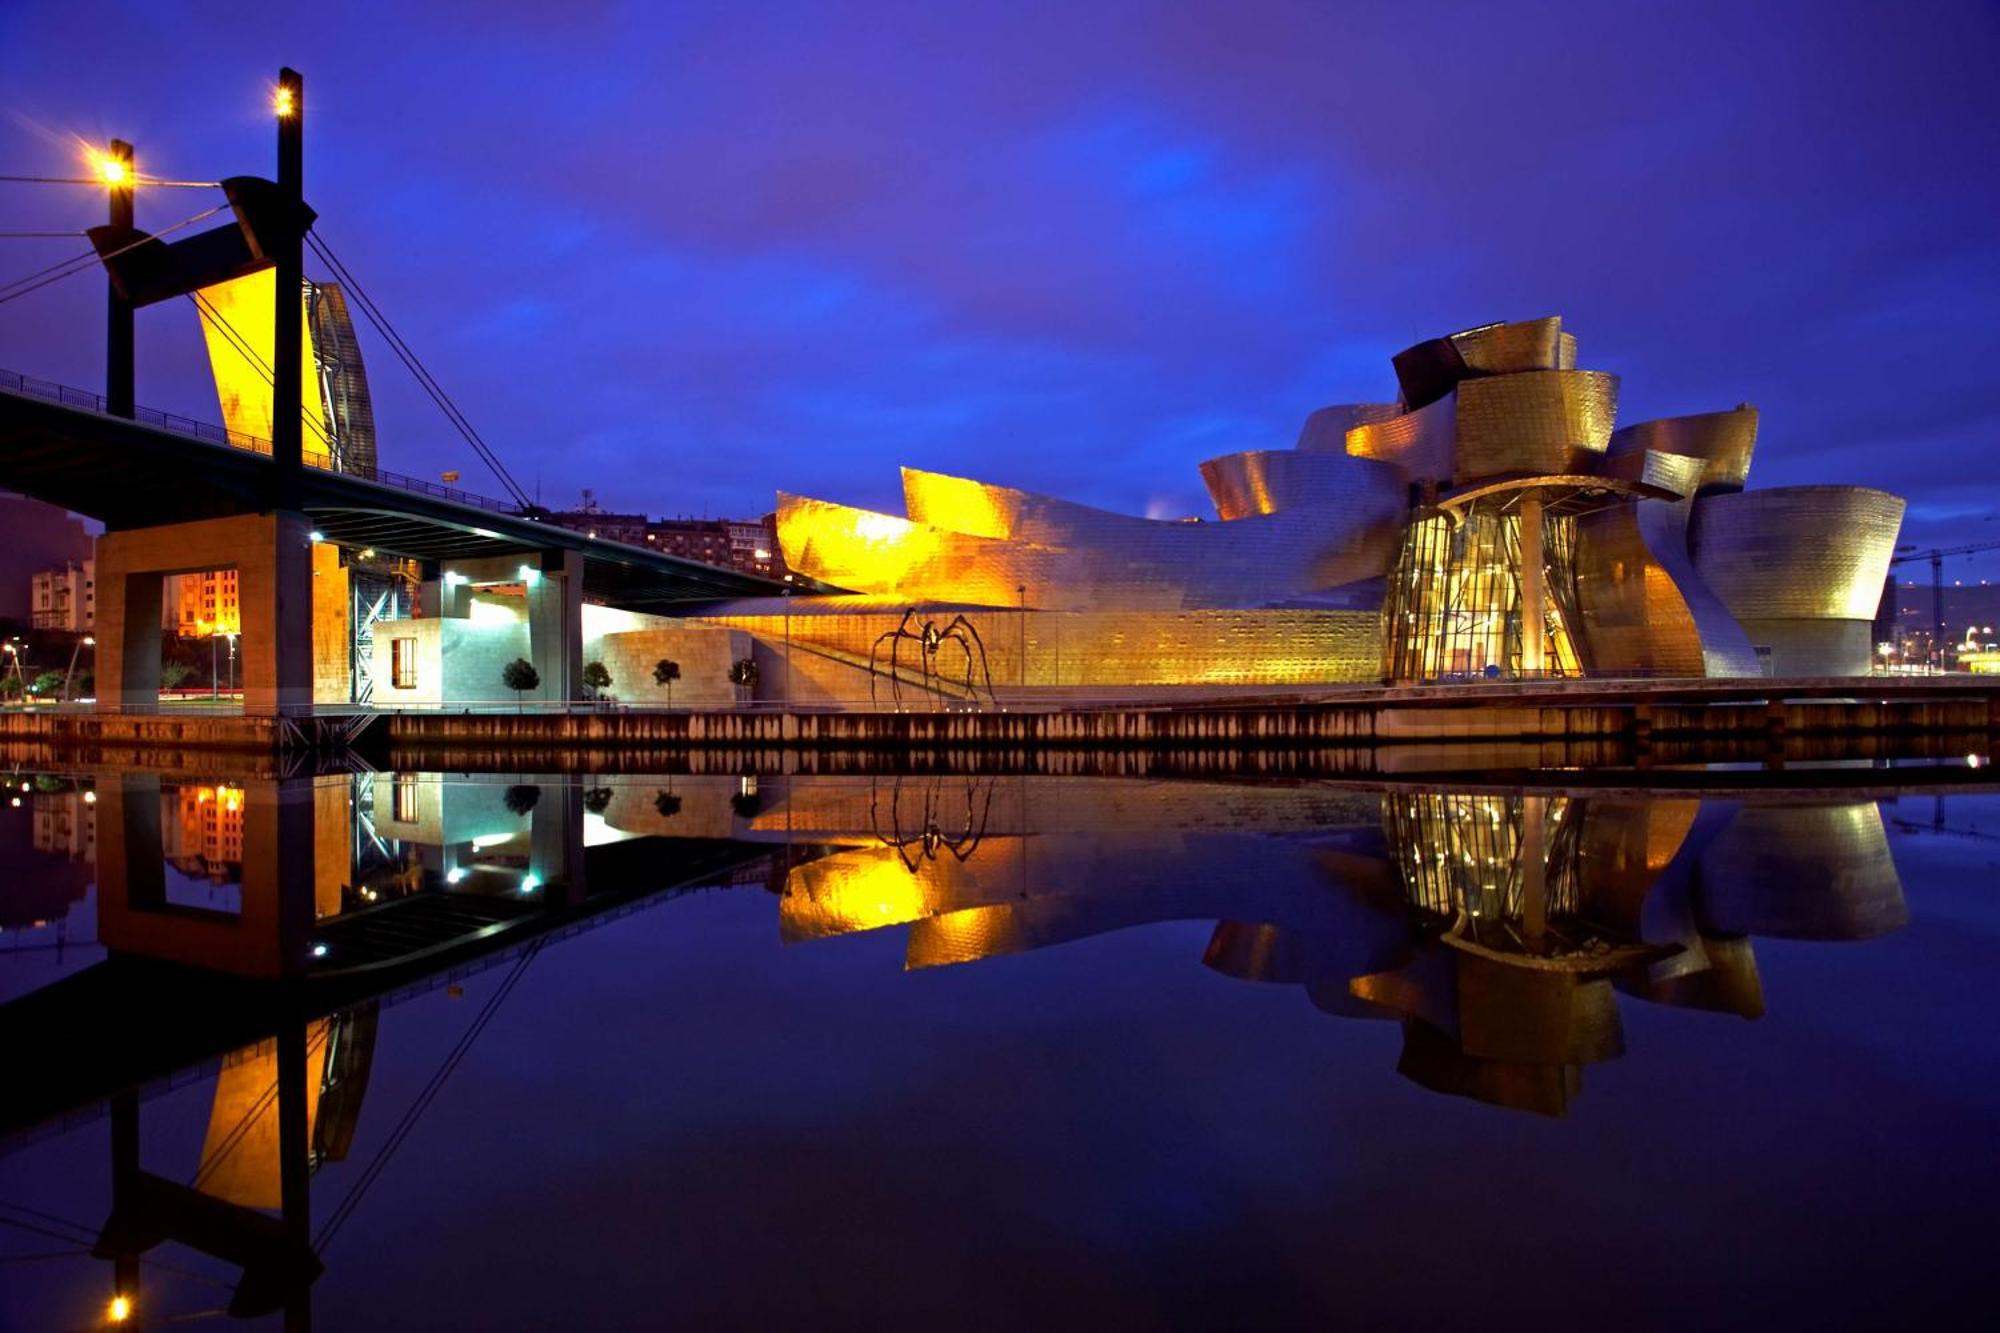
<box><xmin>194</xmin><ymin>271</ymin><xmax>375</xmax><ymax>475</ymax></box>
<box><xmin>750</xmin><ymin>314</ymin><xmax>1904</xmax><ymax>691</ymax></box>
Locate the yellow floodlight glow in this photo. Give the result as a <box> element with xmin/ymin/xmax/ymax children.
<box><xmin>274</xmin><ymin>85</ymin><xmax>295</xmax><ymax>118</ymax></box>
<box><xmin>108</xmin><ymin>1294</ymin><xmax>133</xmax><ymax>1323</ymax></box>
<box><xmin>90</xmin><ymin>150</ymin><xmax>129</xmax><ymax>187</ymax></box>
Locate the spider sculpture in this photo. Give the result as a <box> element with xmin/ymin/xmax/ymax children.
<box><xmin>870</xmin><ymin>776</ymin><xmax>996</xmax><ymax>872</ymax></box>
<box><xmin>868</xmin><ymin>609</ymin><xmax>998</xmax><ymax>707</ymax></box>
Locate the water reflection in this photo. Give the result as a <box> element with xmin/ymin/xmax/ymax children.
<box><xmin>778</xmin><ymin>778</ymin><xmax>1909</xmax><ymax>1117</ymax></box>
<box><xmin>0</xmin><ymin>766</ymin><xmax>1951</xmax><ymax>1325</ymax></box>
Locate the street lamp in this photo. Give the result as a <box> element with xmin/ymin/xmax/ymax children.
<box><xmin>62</xmin><ymin>634</ymin><xmax>94</xmax><ymax>703</ymax></box>
<box><xmin>781</xmin><ymin>575</ymin><xmax>793</xmax><ymax>708</ymax></box>
<box><xmin>1017</xmin><ymin>584</ymin><xmax>1026</xmax><ymax>691</ymax></box>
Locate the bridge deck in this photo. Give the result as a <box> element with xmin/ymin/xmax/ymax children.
<box><xmin>0</xmin><ymin>374</ymin><xmax>781</xmax><ymax>609</ymax></box>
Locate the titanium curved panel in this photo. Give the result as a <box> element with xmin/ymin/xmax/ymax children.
<box><xmin>1452</xmin><ymin>370</ymin><xmax>1619</xmax><ymax>485</ymax></box>
<box><xmin>1607</xmin><ymin>406</ymin><xmax>1757</xmax><ymax>494</ymax></box>
<box><xmin>1196</xmin><ymin>449</ymin><xmax>1408</xmax><ymax>521</ymax></box>
<box><xmin>1732</xmin><ymin>618</ymin><xmax>1875</xmax><ymax>677</ymax></box>
<box><xmin>1452</xmin><ymin>316</ymin><xmax>1564</xmax><ymax>375</ymax></box>
<box><xmin>898</xmin><ymin>467</ymin><xmax>1408</xmax><ymax>606</ymax></box>
<box><xmin>1688</xmin><ymin>486</ymin><xmax>1905</xmax><ymax>620</ymax></box>
<box><xmin>1295</xmin><ymin>402</ymin><xmax>1404</xmax><ymax>453</ymax></box>
<box><xmin>1343</xmin><ymin>393</ymin><xmax>1455</xmax><ymax>481</ymax></box>
<box><xmin>776</xmin><ymin>493</ymin><xmax>1091</xmax><ymax>608</ymax></box>
<box><xmin>1694</xmin><ymin>803</ymin><xmax>1907</xmax><ymax>940</ymax></box>
<box><xmin>1576</xmin><ymin>499</ymin><xmax>1760</xmax><ymax>677</ymax></box>
<box><xmin>1391</xmin><ymin>317</ymin><xmax>1566</xmax><ymax>409</ymax></box>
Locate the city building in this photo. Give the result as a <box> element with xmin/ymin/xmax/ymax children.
<box><xmin>1884</xmin><ymin>579</ymin><xmax>2000</xmax><ymax>669</ymax></box>
<box><xmin>29</xmin><ymin>559</ymin><xmax>93</xmax><ymax>632</ymax></box>
<box><xmin>167</xmin><ymin>568</ymin><xmax>242</xmax><ymax>637</ymax></box>
<box><xmin>0</xmin><ymin>492</ymin><xmax>93</xmax><ymax>628</ymax></box>
<box><xmin>542</xmin><ymin>501</ymin><xmax>788</xmax><ymax>579</ymax></box>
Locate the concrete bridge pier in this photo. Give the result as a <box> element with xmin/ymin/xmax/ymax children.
<box><xmin>531</xmin><ymin>781</ymin><xmax>587</xmax><ymax>905</ymax></box>
<box><xmin>96</xmin><ymin>512</ymin><xmax>317</xmax><ymax>714</ymax></box>
<box><xmin>94</xmin><ymin>773</ymin><xmax>340</xmax><ymax>979</ymax></box>
<box><xmin>527</xmin><ymin>548</ymin><xmax>583</xmax><ymax>705</ymax></box>
<box><xmin>433</xmin><ymin>547</ymin><xmax>584</xmax><ymax>704</ymax></box>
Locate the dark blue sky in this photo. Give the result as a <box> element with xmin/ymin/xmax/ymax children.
<box><xmin>3</xmin><ymin>1</ymin><xmax>1998</xmax><ymax>568</ymax></box>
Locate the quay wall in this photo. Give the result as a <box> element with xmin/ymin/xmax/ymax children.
<box><xmin>5</xmin><ymin>682</ymin><xmax>1998</xmax><ymax>758</ymax></box>
<box><xmin>386</xmin><ymin>694</ymin><xmax>2000</xmax><ymax>750</ymax></box>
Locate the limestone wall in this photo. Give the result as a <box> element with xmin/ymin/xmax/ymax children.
<box><xmin>371</xmin><ymin>619</ymin><xmax>531</xmax><ymax>707</ymax></box>
<box><xmin>585</xmin><ymin>621</ymin><xmax>750</xmax><ymax>708</ymax></box>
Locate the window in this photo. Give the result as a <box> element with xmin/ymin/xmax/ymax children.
<box><xmin>391</xmin><ymin>637</ymin><xmax>418</xmax><ymax>689</ymax></box>
<box><xmin>393</xmin><ymin>774</ymin><xmax>420</xmax><ymax>824</ymax></box>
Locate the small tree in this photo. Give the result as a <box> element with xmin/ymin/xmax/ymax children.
<box><xmin>653</xmin><ymin>658</ymin><xmax>682</xmax><ymax>707</ymax></box>
<box><xmin>654</xmin><ymin>789</ymin><xmax>682</xmax><ymax>818</ymax></box>
<box><xmin>29</xmin><ymin>671</ymin><xmax>63</xmax><ymax>698</ymax></box>
<box><xmin>582</xmin><ymin>660</ymin><xmax>612</xmax><ymax>700</ymax></box>
<box><xmin>502</xmin><ymin>657</ymin><xmax>540</xmax><ymax>711</ymax></box>
<box><xmin>160</xmin><ymin>661</ymin><xmax>194</xmax><ymax>692</ymax></box>
<box><xmin>504</xmin><ymin>784</ymin><xmax>541</xmax><ymax>816</ymax></box>
<box><xmin>583</xmin><ymin>786</ymin><xmax>613</xmax><ymax>814</ymax></box>
<box><xmin>728</xmin><ymin>657</ymin><xmax>759</xmax><ymax>700</ymax></box>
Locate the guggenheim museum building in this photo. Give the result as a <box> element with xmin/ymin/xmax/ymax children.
<box><xmin>693</xmin><ymin>315</ymin><xmax>1903</xmax><ymax>701</ymax></box>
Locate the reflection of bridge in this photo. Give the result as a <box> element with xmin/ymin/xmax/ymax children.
<box><xmin>0</xmin><ymin>771</ymin><xmax>799</xmax><ymax>1324</ymax></box>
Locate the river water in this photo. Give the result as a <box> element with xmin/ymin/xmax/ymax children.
<box><xmin>1</xmin><ymin>766</ymin><xmax>1994</xmax><ymax>1330</ymax></box>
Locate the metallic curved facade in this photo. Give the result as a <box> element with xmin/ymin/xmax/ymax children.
<box><xmin>786</xmin><ymin>465</ymin><xmax>1406</xmax><ymax>611</ymax></box>
<box><xmin>1294</xmin><ymin>402</ymin><xmax>1402</xmax><ymax>453</ymax></box>
<box><xmin>1391</xmin><ymin>316</ymin><xmax>1568</xmax><ymax>410</ymax></box>
<box><xmin>1452</xmin><ymin>370</ymin><xmax>1619</xmax><ymax>483</ymax></box>
<box><xmin>1576</xmin><ymin>499</ymin><xmax>1761</xmax><ymax>677</ymax></box>
<box><xmin>1343</xmin><ymin>370</ymin><xmax>1619</xmax><ymax>487</ymax></box>
<box><xmin>1195</xmin><ymin>448</ymin><xmax>1407</xmax><ymax>521</ymax></box>
<box><xmin>1694</xmin><ymin>803</ymin><xmax>1907</xmax><ymax>939</ymax></box>
<box><xmin>1607</xmin><ymin>406</ymin><xmax>1757</xmax><ymax>494</ymax></box>
<box><xmin>1689</xmin><ymin>486</ymin><xmax>1905</xmax><ymax>621</ymax></box>
<box><xmin>764</xmin><ymin>313</ymin><xmax>1904</xmax><ymax>689</ymax></box>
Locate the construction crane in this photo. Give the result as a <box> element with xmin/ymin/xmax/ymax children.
<box><xmin>1888</xmin><ymin>534</ymin><xmax>2000</xmax><ymax>668</ymax></box>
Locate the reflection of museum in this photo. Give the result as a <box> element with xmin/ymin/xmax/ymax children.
<box><xmin>770</xmin><ymin>777</ymin><xmax>1907</xmax><ymax>1116</ymax></box>
<box><xmin>713</xmin><ymin>316</ymin><xmax>1905</xmax><ymax>691</ymax></box>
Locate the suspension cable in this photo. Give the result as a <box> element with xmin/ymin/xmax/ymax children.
<box><xmin>185</xmin><ymin>288</ymin><xmax>336</xmax><ymax>452</ymax></box>
<box><xmin>314</xmin><ymin>941</ymin><xmax>543</xmax><ymax>1252</ymax></box>
<box><xmin>0</xmin><ymin>204</ymin><xmax>225</xmax><ymax>305</ymax></box>
<box><xmin>0</xmin><ymin>174</ymin><xmax>220</xmax><ymax>187</ymax></box>
<box><xmin>305</xmin><ymin>231</ymin><xmax>531</xmax><ymax>508</ymax></box>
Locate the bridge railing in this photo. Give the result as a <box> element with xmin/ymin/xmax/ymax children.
<box><xmin>1</xmin><ymin>366</ymin><xmax>521</xmax><ymax>516</ymax></box>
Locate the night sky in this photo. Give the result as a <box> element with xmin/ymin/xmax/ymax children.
<box><xmin>3</xmin><ymin>1</ymin><xmax>1997</xmax><ymax>571</ymax></box>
